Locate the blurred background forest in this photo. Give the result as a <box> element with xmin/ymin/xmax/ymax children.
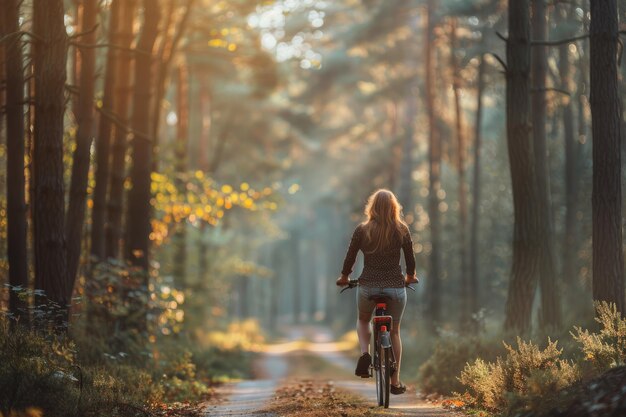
<box><xmin>2</xmin><ymin>0</ymin><xmax>626</xmax><ymax>415</ymax></box>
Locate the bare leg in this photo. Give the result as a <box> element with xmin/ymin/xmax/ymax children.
<box><xmin>357</xmin><ymin>312</ymin><xmax>371</xmax><ymax>354</ymax></box>
<box><xmin>390</xmin><ymin>322</ymin><xmax>402</xmax><ymax>385</ymax></box>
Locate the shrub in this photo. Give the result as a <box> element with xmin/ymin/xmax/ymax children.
<box><xmin>571</xmin><ymin>301</ymin><xmax>626</xmax><ymax>373</ymax></box>
<box><xmin>457</xmin><ymin>357</ymin><xmax>505</xmax><ymax>410</ymax></box>
<box><xmin>418</xmin><ymin>336</ymin><xmax>503</xmax><ymax>395</ymax></box>
<box><xmin>459</xmin><ymin>338</ymin><xmax>581</xmax><ymax>413</ymax></box>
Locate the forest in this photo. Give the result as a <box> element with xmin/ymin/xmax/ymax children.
<box><xmin>1</xmin><ymin>0</ymin><xmax>626</xmax><ymax>416</ymax></box>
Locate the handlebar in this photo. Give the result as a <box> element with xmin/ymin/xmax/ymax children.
<box><xmin>340</xmin><ymin>279</ymin><xmax>416</xmax><ymax>293</ymax></box>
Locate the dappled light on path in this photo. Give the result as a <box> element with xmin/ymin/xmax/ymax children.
<box><xmin>259</xmin><ymin>338</ymin><xmax>356</xmax><ymax>354</ymax></box>
<box><xmin>204</xmin><ymin>380</ymin><xmax>277</xmax><ymax>416</ymax></box>
<box><xmin>205</xmin><ymin>325</ymin><xmax>457</xmax><ymax>416</ymax></box>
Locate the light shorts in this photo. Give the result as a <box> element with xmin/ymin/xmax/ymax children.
<box><xmin>357</xmin><ymin>286</ymin><xmax>407</xmax><ymax>324</ymax></box>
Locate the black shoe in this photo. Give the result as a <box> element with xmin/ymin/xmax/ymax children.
<box><xmin>390</xmin><ymin>382</ymin><xmax>406</xmax><ymax>395</ymax></box>
<box><xmin>355</xmin><ymin>352</ymin><xmax>371</xmax><ymax>377</ymax></box>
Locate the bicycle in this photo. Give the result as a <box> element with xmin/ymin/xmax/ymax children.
<box><xmin>341</xmin><ymin>279</ymin><xmax>415</xmax><ymax>408</ymax></box>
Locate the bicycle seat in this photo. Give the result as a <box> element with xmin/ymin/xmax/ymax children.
<box><xmin>369</xmin><ymin>295</ymin><xmax>392</xmax><ymax>303</ymax></box>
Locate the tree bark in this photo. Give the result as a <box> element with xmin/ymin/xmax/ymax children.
<box><xmin>469</xmin><ymin>55</ymin><xmax>485</xmax><ymax>327</ymax></box>
<box><xmin>388</xmin><ymin>101</ymin><xmax>399</xmax><ymax>190</ymax></box>
<box><xmin>531</xmin><ymin>0</ymin><xmax>561</xmax><ymax>329</ymax></box>
<box><xmin>151</xmin><ymin>0</ymin><xmax>194</xmax><ymax>172</ymax></box>
<box><xmin>91</xmin><ymin>0</ymin><xmax>121</xmax><ymax>261</ymax></box>
<box><xmin>290</xmin><ymin>230</ymin><xmax>301</xmax><ymax>324</ymax></box>
<box><xmin>397</xmin><ymin>95</ymin><xmax>415</xmax><ymax>213</ymax></box>
<box><xmin>106</xmin><ymin>0</ymin><xmax>137</xmax><ymax>259</ymax></box>
<box><xmin>557</xmin><ymin>3</ymin><xmax>579</xmax><ymax>294</ymax></box>
<box><xmin>126</xmin><ymin>0</ymin><xmax>160</xmax><ymax>269</ymax></box>
<box><xmin>4</xmin><ymin>0</ymin><xmax>29</xmax><ymax>325</ymax></box>
<box><xmin>590</xmin><ymin>0</ymin><xmax>624</xmax><ymax>312</ymax></box>
<box><xmin>503</xmin><ymin>0</ymin><xmax>542</xmax><ymax>333</ymax></box>
<box><xmin>0</xmin><ymin>2</ymin><xmax>4</xmax><ymax>143</ymax></box>
<box><xmin>66</xmin><ymin>0</ymin><xmax>99</xmax><ymax>296</ymax></box>
<box><xmin>425</xmin><ymin>0</ymin><xmax>442</xmax><ymax>329</ymax></box>
<box><xmin>172</xmin><ymin>63</ymin><xmax>189</xmax><ymax>284</ymax></box>
<box><xmin>70</xmin><ymin>1</ymin><xmax>82</xmax><ymax>118</ymax></box>
<box><xmin>450</xmin><ymin>18</ymin><xmax>470</xmax><ymax>329</ymax></box>
<box><xmin>32</xmin><ymin>0</ymin><xmax>69</xmax><ymax>330</ymax></box>
<box><xmin>396</xmin><ymin>13</ymin><xmax>418</xmax><ymax>214</ymax></box>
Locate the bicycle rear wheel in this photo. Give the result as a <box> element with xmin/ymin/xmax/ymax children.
<box><xmin>375</xmin><ymin>345</ymin><xmax>383</xmax><ymax>406</ymax></box>
<box><xmin>381</xmin><ymin>346</ymin><xmax>390</xmax><ymax>408</ymax></box>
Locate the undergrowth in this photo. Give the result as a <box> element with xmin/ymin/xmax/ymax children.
<box><xmin>449</xmin><ymin>301</ymin><xmax>626</xmax><ymax>415</ymax></box>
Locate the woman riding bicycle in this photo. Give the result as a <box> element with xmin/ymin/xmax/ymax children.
<box><xmin>336</xmin><ymin>189</ymin><xmax>418</xmax><ymax>395</ymax></box>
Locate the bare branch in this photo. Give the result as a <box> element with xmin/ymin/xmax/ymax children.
<box><xmin>97</xmin><ymin>106</ymin><xmax>151</xmax><ymax>141</ymax></box>
<box><xmin>0</xmin><ymin>30</ymin><xmax>42</xmax><ymax>45</ymax></box>
<box><xmin>531</xmin><ymin>30</ymin><xmax>626</xmax><ymax>46</ymax></box>
<box><xmin>69</xmin><ymin>23</ymin><xmax>99</xmax><ymax>40</ymax></box>
<box><xmin>68</xmin><ymin>41</ymin><xmax>152</xmax><ymax>57</ymax></box>
<box><xmin>487</xmin><ymin>52</ymin><xmax>507</xmax><ymax>72</ymax></box>
<box><xmin>65</xmin><ymin>84</ymin><xmax>80</xmax><ymax>96</ymax></box>
<box><xmin>531</xmin><ymin>33</ymin><xmax>589</xmax><ymax>46</ymax></box>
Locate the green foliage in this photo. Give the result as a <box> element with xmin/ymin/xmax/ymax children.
<box><xmin>191</xmin><ymin>346</ymin><xmax>254</xmax><ymax>382</ymax></box>
<box><xmin>458</xmin><ymin>338</ymin><xmax>580</xmax><ymax>413</ymax></box>
<box><xmin>571</xmin><ymin>301</ymin><xmax>626</xmax><ymax>373</ymax></box>
<box><xmin>0</xmin><ymin>309</ymin><xmax>261</xmax><ymax>415</ymax></box>
<box><xmin>0</xmin><ymin>323</ymin><xmax>161</xmax><ymax>417</ymax></box>
<box><xmin>418</xmin><ymin>335</ymin><xmax>503</xmax><ymax>396</ymax></box>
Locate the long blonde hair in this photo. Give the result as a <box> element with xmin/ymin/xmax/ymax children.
<box><xmin>361</xmin><ymin>189</ymin><xmax>408</xmax><ymax>253</ymax></box>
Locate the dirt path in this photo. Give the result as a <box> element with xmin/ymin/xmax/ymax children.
<box><xmin>204</xmin><ymin>349</ymin><xmax>286</xmax><ymax>416</ymax></box>
<box><xmin>204</xmin><ymin>326</ymin><xmax>456</xmax><ymax>417</ymax></box>
<box><xmin>300</xmin><ymin>326</ymin><xmax>457</xmax><ymax>417</ymax></box>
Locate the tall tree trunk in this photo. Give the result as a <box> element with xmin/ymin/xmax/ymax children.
<box><xmin>576</xmin><ymin>0</ymin><xmax>589</xmax><ymax>267</ymax></box>
<box><xmin>197</xmin><ymin>75</ymin><xmax>212</xmax><ymax>171</ymax></box>
<box><xmin>150</xmin><ymin>0</ymin><xmax>176</xmax><ymax>164</ymax></box>
<box><xmin>558</xmin><ymin>3</ymin><xmax>579</xmax><ymax>294</ymax></box>
<box><xmin>173</xmin><ymin>64</ymin><xmax>189</xmax><ymax>284</ymax></box>
<box><xmin>32</xmin><ymin>0</ymin><xmax>69</xmax><ymax>330</ymax></box>
<box><xmin>425</xmin><ymin>0</ymin><xmax>442</xmax><ymax>329</ymax></box>
<box><xmin>387</xmin><ymin>101</ymin><xmax>399</xmax><ymax>190</ymax></box>
<box><xmin>91</xmin><ymin>0</ymin><xmax>121</xmax><ymax>261</ymax></box>
<box><xmin>450</xmin><ymin>18</ymin><xmax>470</xmax><ymax>329</ymax></box>
<box><xmin>124</xmin><ymin>0</ymin><xmax>160</xmax><ymax>341</ymax></box>
<box><xmin>290</xmin><ymin>230</ymin><xmax>301</xmax><ymax>324</ymax></box>
<box><xmin>5</xmin><ymin>0</ymin><xmax>29</xmax><ymax>325</ymax></box>
<box><xmin>590</xmin><ymin>0</ymin><xmax>624</xmax><ymax>312</ymax></box>
<box><xmin>531</xmin><ymin>0</ymin><xmax>561</xmax><ymax>329</ymax></box>
<box><xmin>469</xmin><ymin>55</ymin><xmax>485</xmax><ymax>327</ymax></box>
<box><xmin>150</xmin><ymin>0</ymin><xmax>194</xmax><ymax>173</ymax></box>
<box><xmin>126</xmin><ymin>0</ymin><xmax>160</xmax><ymax>269</ymax></box>
<box><xmin>70</xmin><ymin>1</ymin><xmax>82</xmax><ymax>118</ymax></box>
<box><xmin>0</xmin><ymin>2</ymin><xmax>4</xmax><ymax>144</ymax></box>
<box><xmin>397</xmin><ymin>96</ymin><xmax>415</xmax><ymax>213</ymax></box>
<box><xmin>503</xmin><ymin>0</ymin><xmax>541</xmax><ymax>333</ymax></box>
<box><xmin>397</xmin><ymin>13</ymin><xmax>419</xmax><ymax>213</ymax></box>
<box><xmin>105</xmin><ymin>0</ymin><xmax>137</xmax><ymax>259</ymax></box>
<box><xmin>66</xmin><ymin>0</ymin><xmax>99</xmax><ymax>295</ymax></box>
<box><xmin>196</xmin><ymin>72</ymin><xmax>211</xmax><ymax>291</ymax></box>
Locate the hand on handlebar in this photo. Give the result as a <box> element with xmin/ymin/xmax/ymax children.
<box><xmin>405</xmin><ymin>274</ymin><xmax>419</xmax><ymax>286</ymax></box>
<box><xmin>336</xmin><ymin>275</ymin><xmax>350</xmax><ymax>287</ymax></box>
